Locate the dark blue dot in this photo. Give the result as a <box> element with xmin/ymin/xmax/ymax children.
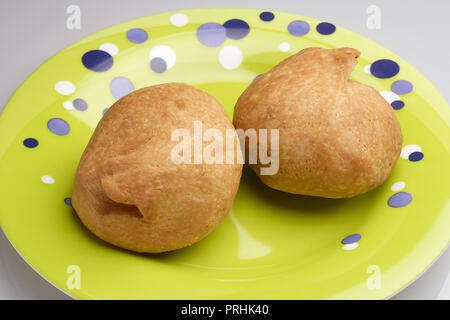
<box><xmin>64</xmin><ymin>197</ymin><xmax>72</xmax><ymax>207</ymax></box>
<box><xmin>342</xmin><ymin>234</ymin><xmax>362</xmax><ymax>244</ymax></box>
<box><xmin>23</xmin><ymin>138</ymin><xmax>39</xmax><ymax>148</ymax></box>
<box><xmin>370</xmin><ymin>59</ymin><xmax>400</xmax><ymax>79</ymax></box>
<box><xmin>391</xmin><ymin>100</ymin><xmax>405</xmax><ymax>110</ymax></box>
<box><xmin>223</xmin><ymin>19</ymin><xmax>250</xmax><ymax>39</ymax></box>
<box><xmin>316</xmin><ymin>22</ymin><xmax>336</xmax><ymax>35</ymax></box>
<box><xmin>82</xmin><ymin>50</ymin><xmax>113</xmax><ymax>72</ymax></box>
<box><xmin>73</xmin><ymin>98</ymin><xmax>88</xmax><ymax>111</ymax></box>
<box><xmin>260</xmin><ymin>11</ymin><xmax>275</xmax><ymax>22</ymax></box>
<box><xmin>408</xmin><ymin>151</ymin><xmax>424</xmax><ymax>162</ymax></box>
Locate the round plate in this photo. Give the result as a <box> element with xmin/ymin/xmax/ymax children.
<box><xmin>0</xmin><ymin>8</ymin><xmax>449</xmax><ymax>300</ymax></box>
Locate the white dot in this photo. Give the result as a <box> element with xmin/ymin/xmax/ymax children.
<box><xmin>391</xmin><ymin>181</ymin><xmax>406</xmax><ymax>191</ymax></box>
<box><xmin>170</xmin><ymin>13</ymin><xmax>189</xmax><ymax>27</ymax></box>
<box><xmin>55</xmin><ymin>81</ymin><xmax>76</xmax><ymax>95</ymax></box>
<box><xmin>379</xmin><ymin>90</ymin><xmax>400</xmax><ymax>104</ymax></box>
<box><xmin>149</xmin><ymin>45</ymin><xmax>176</xmax><ymax>69</ymax></box>
<box><xmin>364</xmin><ymin>64</ymin><xmax>371</xmax><ymax>74</ymax></box>
<box><xmin>343</xmin><ymin>242</ymin><xmax>359</xmax><ymax>250</ymax></box>
<box><xmin>63</xmin><ymin>101</ymin><xmax>74</xmax><ymax>110</ymax></box>
<box><xmin>279</xmin><ymin>42</ymin><xmax>291</xmax><ymax>52</ymax></box>
<box><xmin>99</xmin><ymin>43</ymin><xmax>118</xmax><ymax>56</ymax></box>
<box><xmin>219</xmin><ymin>45</ymin><xmax>243</xmax><ymax>70</ymax></box>
<box><xmin>401</xmin><ymin>144</ymin><xmax>422</xmax><ymax>159</ymax></box>
<box><xmin>41</xmin><ymin>175</ymin><xmax>55</xmax><ymax>184</ymax></box>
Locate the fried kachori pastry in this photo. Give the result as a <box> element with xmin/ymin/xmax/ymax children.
<box><xmin>233</xmin><ymin>47</ymin><xmax>402</xmax><ymax>198</ymax></box>
<box><xmin>72</xmin><ymin>83</ymin><xmax>242</xmax><ymax>253</ymax></box>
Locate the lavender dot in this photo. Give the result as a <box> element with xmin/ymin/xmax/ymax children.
<box><xmin>260</xmin><ymin>11</ymin><xmax>275</xmax><ymax>22</ymax></box>
<box><xmin>370</xmin><ymin>59</ymin><xmax>400</xmax><ymax>79</ymax></box>
<box><xmin>102</xmin><ymin>108</ymin><xmax>109</xmax><ymax>116</ymax></box>
<box><xmin>150</xmin><ymin>57</ymin><xmax>167</xmax><ymax>73</ymax></box>
<box><xmin>223</xmin><ymin>19</ymin><xmax>250</xmax><ymax>39</ymax></box>
<box><xmin>73</xmin><ymin>98</ymin><xmax>88</xmax><ymax>111</ymax></box>
<box><xmin>47</xmin><ymin>118</ymin><xmax>70</xmax><ymax>136</ymax></box>
<box><xmin>316</xmin><ymin>22</ymin><xmax>336</xmax><ymax>35</ymax></box>
<box><xmin>64</xmin><ymin>197</ymin><xmax>72</xmax><ymax>207</ymax></box>
<box><xmin>196</xmin><ymin>23</ymin><xmax>226</xmax><ymax>47</ymax></box>
<box><xmin>110</xmin><ymin>77</ymin><xmax>135</xmax><ymax>100</ymax></box>
<box><xmin>388</xmin><ymin>192</ymin><xmax>413</xmax><ymax>208</ymax></box>
<box><xmin>82</xmin><ymin>50</ymin><xmax>113</xmax><ymax>72</ymax></box>
<box><xmin>408</xmin><ymin>151</ymin><xmax>424</xmax><ymax>162</ymax></box>
<box><xmin>342</xmin><ymin>234</ymin><xmax>362</xmax><ymax>244</ymax></box>
<box><xmin>288</xmin><ymin>20</ymin><xmax>310</xmax><ymax>36</ymax></box>
<box><xmin>23</xmin><ymin>138</ymin><xmax>39</xmax><ymax>148</ymax></box>
<box><xmin>126</xmin><ymin>28</ymin><xmax>148</xmax><ymax>43</ymax></box>
<box><xmin>391</xmin><ymin>100</ymin><xmax>405</xmax><ymax>110</ymax></box>
<box><xmin>391</xmin><ymin>80</ymin><xmax>413</xmax><ymax>95</ymax></box>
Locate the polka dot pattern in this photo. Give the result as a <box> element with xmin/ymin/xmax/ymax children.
<box><xmin>41</xmin><ymin>175</ymin><xmax>55</xmax><ymax>184</ymax></box>
<box><xmin>288</xmin><ymin>20</ymin><xmax>310</xmax><ymax>36</ymax></box>
<box><xmin>73</xmin><ymin>98</ymin><xmax>88</xmax><ymax>111</ymax></box>
<box><xmin>219</xmin><ymin>45</ymin><xmax>243</xmax><ymax>70</ymax></box>
<box><xmin>23</xmin><ymin>138</ymin><xmax>39</xmax><ymax>148</ymax></box>
<box><xmin>391</xmin><ymin>80</ymin><xmax>413</xmax><ymax>95</ymax></box>
<box><xmin>149</xmin><ymin>45</ymin><xmax>176</xmax><ymax>71</ymax></box>
<box><xmin>388</xmin><ymin>192</ymin><xmax>413</xmax><ymax>208</ymax></box>
<box><xmin>408</xmin><ymin>151</ymin><xmax>424</xmax><ymax>162</ymax></box>
<box><xmin>223</xmin><ymin>19</ymin><xmax>250</xmax><ymax>40</ymax></box>
<box><xmin>150</xmin><ymin>57</ymin><xmax>167</xmax><ymax>74</ymax></box>
<box><xmin>170</xmin><ymin>13</ymin><xmax>189</xmax><ymax>27</ymax></box>
<box><xmin>110</xmin><ymin>77</ymin><xmax>135</xmax><ymax>100</ymax></box>
<box><xmin>55</xmin><ymin>81</ymin><xmax>75</xmax><ymax>95</ymax></box>
<box><xmin>196</xmin><ymin>23</ymin><xmax>226</xmax><ymax>47</ymax></box>
<box><xmin>343</xmin><ymin>243</ymin><xmax>359</xmax><ymax>250</ymax></box>
<box><xmin>47</xmin><ymin>118</ymin><xmax>70</xmax><ymax>136</ymax></box>
<box><xmin>316</xmin><ymin>22</ymin><xmax>336</xmax><ymax>35</ymax></box>
<box><xmin>391</xmin><ymin>100</ymin><xmax>405</xmax><ymax>110</ymax></box>
<box><xmin>401</xmin><ymin>145</ymin><xmax>422</xmax><ymax>160</ymax></box>
<box><xmin>126</xmin><ymin>28</ymin><xmax>148</xmax><ymax>43</ymax></box>
<box><xmin>99</xmin><ymin>43</ymin><xmax>119</xmax><ymax>56</ymax></box>
<box><xmin>260</xmin><ymin>11</ymin><xmax>275</xmax><ymax>22</ymax></box>
<box><xmin>82</xmin><ymin>50</ymin><xmax>113</xmax><ymax>72</ymax></box>
<box><xmin>391</xmin><ymin>181</ymin><xmax>406</xmax><ymax>191</ymax></box>
<box><xmin>279</xmin><ymin>42</ymin><xmax>290</xmax><ymax>52</ymax></box>
<box><xmin>64</xmin><ymin>197</ymin><xmax>72</xmax><ymax>207</ymax></box>
<box><xmin>342</xmin><ymin>234</ymin><xmax>362</xmax><ymax>244</ymax></box>
<box><xmin>63</xmin><ymin>101</ymin><xmax>74</xmax><ymax>110</ymax></box>
<box><xmin>370</xmin><ymin>59</ymin><xmax>400</xmax><ymax>79</ymax></box>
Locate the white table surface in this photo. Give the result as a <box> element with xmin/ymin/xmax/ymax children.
<box><xmin>0</xmin><ymin>0</ymin><xmax>448</xmax><ymax>300</ymax></box>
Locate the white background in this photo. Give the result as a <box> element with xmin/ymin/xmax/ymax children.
<box><xmin>0</xmin><ymin>0</ymin><xmax>448</xmax><ymax>299</ymax></box>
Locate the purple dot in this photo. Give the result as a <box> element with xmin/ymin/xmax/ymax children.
<box><xmin>370</xmin><ymin>59</ymin><xmax>400</xmax><ymax>79</ymax></box>
<box><xmin>64</xmin><ymin>197</ymin><xmax>72</xmax><ymax>207</ymax></box>
<box><xmin>23</xmin><ymin>138</ymin><xmax>38</xmax><ymax>148</ymax></box>
<box><xmin>260</xmin><ymin>11</ymin><xmax>275</xmax><ymax>22</ymax></box>
<box><xmin>316</xmin><ymin>22</ymin><xmax>336</xmax><ymax>35</ymax></box>
<box><xmin>47</xmin><ymin>118</ymin><xmax>70</xmax><ymax>136</ymax></box>
<box><xmin>391</xmin><ymin>100</ymin><xmax>405</xmax><ymax>110</ymax></box>
<box><xmin>223</xmin><ymin>19</ymin><xmax>250</xmax><ymax>39</ymax></box>
<box><xmin>102</xmin><ymin>108</ymin><xmax>109</xmax><ymax>116</ymax></box>
<box><xmin>73</xmin><ymin>98</ymin><xmax>88</xmax><ymax>111</ymax></box>
<box><xmin>408</xmin><ymin>151</ymin><xmax>424</xmax><ymax>162</ymax></box>
<box><xmin>391</xmin><ymin>80</ymin><xmax>413</xmax><ymax>95</ymax></box>
<box><xmin>150</xmin><ymin>57</ymin><xmax>167</xmax><ymax>73</ymax></box>
<box><xmin>342</xmin><ymin>234</ymin><xmax>362</xmax><ymax>244</ymax></box>
<box><xmin>110</xmin><ymin>77</ymin><xmax>135</xmax><ymax>100</ymax></box>
<box><xmin>288</xmin><ymin>20</ymin><xmax>310</xmax><ymax>36</ymax></box>
<box><xmin>82</xmin><ymin>50</ymin><xmax>113</xmax><ymax>72</ymax></box>
<box><xmin>388</xmin><ymin>192</ymin><xmax>413</xmax><ymax>208</ymax></box>
<box><xmin>196</xmin><ymin>23</ymin><xmax>226</xmax><ymax>47</ymax></box>
<box><xmin>126</xmin><ymin>28</ymin><xmax>148</xmax><ymax>43</ymax></box>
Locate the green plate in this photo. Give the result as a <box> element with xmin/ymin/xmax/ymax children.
<box><xmin>0</xmin><ymin>8</ymin><xmax>449</xmax><ymax>300</ymax></box>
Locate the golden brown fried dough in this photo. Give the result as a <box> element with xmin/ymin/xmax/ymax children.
<box><xmin>233</xmin><ymin>47</ymin><xmax>402</xmax><ymax>198</ymax></box>
<box><xmin>72</xmin><ymin>83</ymin><xmax>242</xmax><ymax>253</ymax></box>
